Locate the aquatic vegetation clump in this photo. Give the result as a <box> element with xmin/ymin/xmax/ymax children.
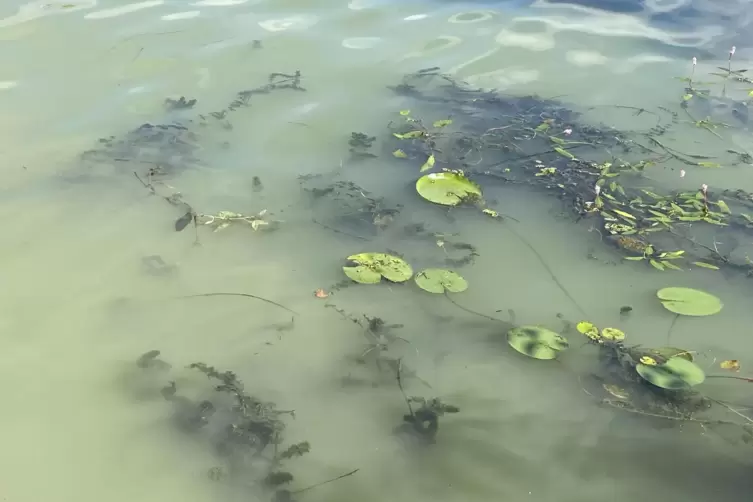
<box><xmin>131</xmin><ymin>351</ymin><xmax>360</xmax><ymax>502</ymax></box>
<box><xmin>342</xmin><ymin>252</ymin><xmax>413</xmax><ymax>284</ymax></box>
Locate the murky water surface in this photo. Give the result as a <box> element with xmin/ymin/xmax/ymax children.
<box><xmin>3</xmin><ymin>1</ymin><xmax>753</xmax><ymax>501</ymax></box>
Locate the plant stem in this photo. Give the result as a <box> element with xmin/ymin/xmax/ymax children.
<box><xmin>180</xmin><ymin>292</ymin><xmax>299</xmax><ymax>315</ymax></box>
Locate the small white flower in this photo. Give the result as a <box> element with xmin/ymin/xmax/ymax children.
<box><xmin>563</xmin><ymin>128</ymin><xmax>572</xmax><ymax>135</ymax></box>
<box><xmin>701</xmin><ymin>183</ymin><xmax>708</xmax><ymax>193</ymax></box>
<box><xmin>680</xmin><ymin>169</ymin><xmax>686</xmax><ymax>178</ymax></box>
<box><xmin>692</xmin><ymin>57</ymin><xmax>697</xmax><ymax>66</ymax></box>
<box><xmin>731</xmin><ymin>46</ymin><xmax>736</xmax><ymax>56</ymax></box>
<box><xmin>594</xmin><ymin>185</ymin><xmax>601</xmax><ymax>195</ymax></box>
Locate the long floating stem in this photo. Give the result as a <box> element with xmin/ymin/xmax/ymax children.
<box><xmin>180</xmin><ymin>292</ymin><xmax>299</xmax><ymax>315</ymax></box>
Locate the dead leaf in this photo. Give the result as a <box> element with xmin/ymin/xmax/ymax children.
<box><xmin>314</xmin><ymin>288</ymin><xmax>329</xmax><ymax>299</ymax></box>
<box><xmin>720</xmin><ymin>359</ymin><xmax>741</xmax><ymax>372</ymax></box>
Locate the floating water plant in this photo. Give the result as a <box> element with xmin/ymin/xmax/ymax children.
<box><xmin>635</xmin><ymin>356</ymin><xmax>706</xmax><ymax>390</ymax></box>
<box><xmin>199</xmin><ymin>210</ymin><xmax>273</xmax><ymax>232</ymax></box>
<box><xmin>507</xmin><ymin>326</ymin><xmax>569</xmax><ymax>360</ymax></box>
<box><xmin>342</xmin><ymin>252</ymin><xmax>413</xmax><ymax>284</ymax></box>
<box><xmin>576</xmin><ymin>321</ymin><xmax>625</xmax><ymax>343</ymax></box>
<box><xmin>414</xmin><ymin>268</ymin><xmax>468</xmax><ymax>294</ymax></box>
<box><xmin>415</xmin><ymin>170</ymin><xmax>482</xmax><ymax>207</ymax></box>
<box><xmin>656</xmin><ymin>287</ymin><xmax>723</xmax><ymax>316</ymax></box>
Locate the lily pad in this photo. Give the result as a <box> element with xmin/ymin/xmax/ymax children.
<box><xmin>601</xmin><ymin>327</ymin><xmax>625</xmax><ymax>341</ymax></box>
<box><xmin>636</xmin><ymin>356</ymin><xmax>706</xmax><ymax>390</ymax></box>
<box><xmin>415</xmin><ymin>171</ymin><xmax>482</xmax><ymax>207</ymax></box>
<box><xmin>656</xmin><ymin>287</ymin><xmax>722</xmax><ymax>316</ymax></box>
<box><xmin>576</xmin><ymin>321</ymin><xmax>600</xmax><ymax>341</ymax></box>
<box><xmin>507</xmin><ymin>326</ymin><xmax>569</xmax><ymax>360</ymax></box>
<box><xmin>414</xmin><ymin>268</ymin><xmax>468</xmax><ymax>294</ymax></box>
<box><xmin>345</xmin><ymin>253</ymin><xmax>413</xmax><ymax>283</ymax></box>
<box><xmin>342</xmin><ymin>265</ymin><xmax>382</xmax><ymax>284</ymax></box>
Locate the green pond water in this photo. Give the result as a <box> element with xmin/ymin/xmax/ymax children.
<box><xmin>2</xmin><ymin>1</ymin><xmax>753</xmax><ymax>501</ymax></box>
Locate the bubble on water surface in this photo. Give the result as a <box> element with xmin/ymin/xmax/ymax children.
<box><xmin>341</xmin><ymin>37</ymin><xmax>381</xmax><ymax>49</ymax></box>
<box><xmin>84</xmin><ymin>0</ymin><xmax>163</xmax><ymax>19</ymax></box>
<box><xmin>161</xmin><ymin>11</ymin><xmax>201</xmax><ymax>20</ymax></box>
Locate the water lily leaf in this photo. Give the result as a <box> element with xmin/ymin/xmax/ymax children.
<box><xmin>433</xmin><ymin>119</ymin><xmax>452</xmax><ymax>128</ymax></box>
<box><xmin>414</xmin><ymin>268</ymin><xmax>468</xmax><ymax>294</ymax></box>
<box><xmin>507</xmin><ymin>326</ymin><xmax>569</xmax><ymax>360</ymax></box>
<box><xmin>576</xmin><ymin>321</ymin><xmax>600</xmax><ymax>341</ymax></box>
<box><xmin>554</xmin><ymin>147</ymin><xmax>576</xmax><ymax>159</ymax></box>
<box><xmin>399</xmin><ymin>109</ymin><xmax>411</xmax><ymax>116</ymax></box>
<box><xmin>657</xmin><ymin>287</ymin><xmax>722</xmax><ymax>316</ymax></box>
<box><xmin>392</xmin><ymin>149</ymin><xmax>408</xmax><ymax>158</ymax></box>
<box><xmin>636</xmin><ymin>356</ymin><xmax>706</xmax><ymax>389</ymax></box>
<box><xmin>343</xmin><ymin>265</ymin><xmax>381</xmax><ymax>284</ymax></box>
<box><xmin>693</xmin><ymin>261</ymin><xmax>720</xmax><ymax>270</ymax></box>
<box><xmin>639</xmin><ymin>356</ymin><xmax>658</xmax><ymax>366</ymax></box>
<box><xmin>601</xmin><ymin>327</ymin><xmax>625</xmax><ymax>341</ymax></box>
<box><xmin>415</xmin><ymin>172</ymin><xmax>482</xmax><ymax>206</ymax></box>
<box><xmin>420</xmin><ymin>154</ymin><xmax>436</xmax><ymax>172</ymax></box>
<box><xmin>347</xmin><ymin>253</ymin><xmax>413</xmax><ymax>282</ymax></box>
<box><xmin>393</xmin><ymin>131</ymin><xmax>424</xmax><ymax>139</ymax></box>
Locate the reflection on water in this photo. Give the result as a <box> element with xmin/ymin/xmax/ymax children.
<box><xmin>2</xmin><ymin>0</ymin><xmax>753</xmax><ymax>501</ymax></box>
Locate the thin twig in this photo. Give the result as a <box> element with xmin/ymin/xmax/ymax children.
<box><xmin>666</xmin><ymin>314</ymin><xmax>679</xmax><ymax>344</ymax></box>
<box><xmin>395</xmin><ymin>358</ymin><xmax>414</xmax><ymax>418</ymax></box>
<box><xmin>504</xmin><ymin>224</ymin><xmax>587</xmax><ymax>318</ymax></box>
<box><xmin>709</xmin><ymin>398</ymin><xmax>753</xmax><ymax>425</ymax></box>
<box><xmin>443</xmin><ymin>292</ymin><xmax>507</xmax><ymax>324</ymax></box>
<box><xmin>312</xmin><ymin>219</ymin><xmax>371</xmax><ymax>241</ymax></box>
<box><xmin>180</xmin><ymin>293</ymin><xmax>299</xmax><ymax>315</ymax></box>
<box><xmin>602</xmin><ymin>399</ymin><xmax>749</xmax><ymax>428</ymax></box>
<box><xmin>292</xmin><ymin>469</ymin><xmax>360</xmax><ymax>494</ymax></box>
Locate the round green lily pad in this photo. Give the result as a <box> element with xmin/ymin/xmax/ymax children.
<box><xmin>345</xmin><ymin>253</ymin><xmax>413</xmax><ymax>283</ymax></box>
<box><xmin>414</xmin><ymin>268</ymin><xmax>468</xmax><ymax>294</ymax></box>
<box><xmin>507</xmin><ymin>325</ymin><xmax>569</xmax><ymax>360</ymax></box>
<box><xmin>657</xmin><ymin>287</ymin><xmax>722</xmax><ymax>316</ymax></box>
<box><xmin>342</xmin><ymin>265</ymin><xmax>382</xmax><ymax>284</ymax></box>
<box><xmin>415</xmin><ymin>172</ymin><xmax>482</xmax><ymax>207</ymax></box>
<box><xmin>636</xmin><ymin>356</ymin><xmax>706</xmax><ymax>390</ymax></box>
